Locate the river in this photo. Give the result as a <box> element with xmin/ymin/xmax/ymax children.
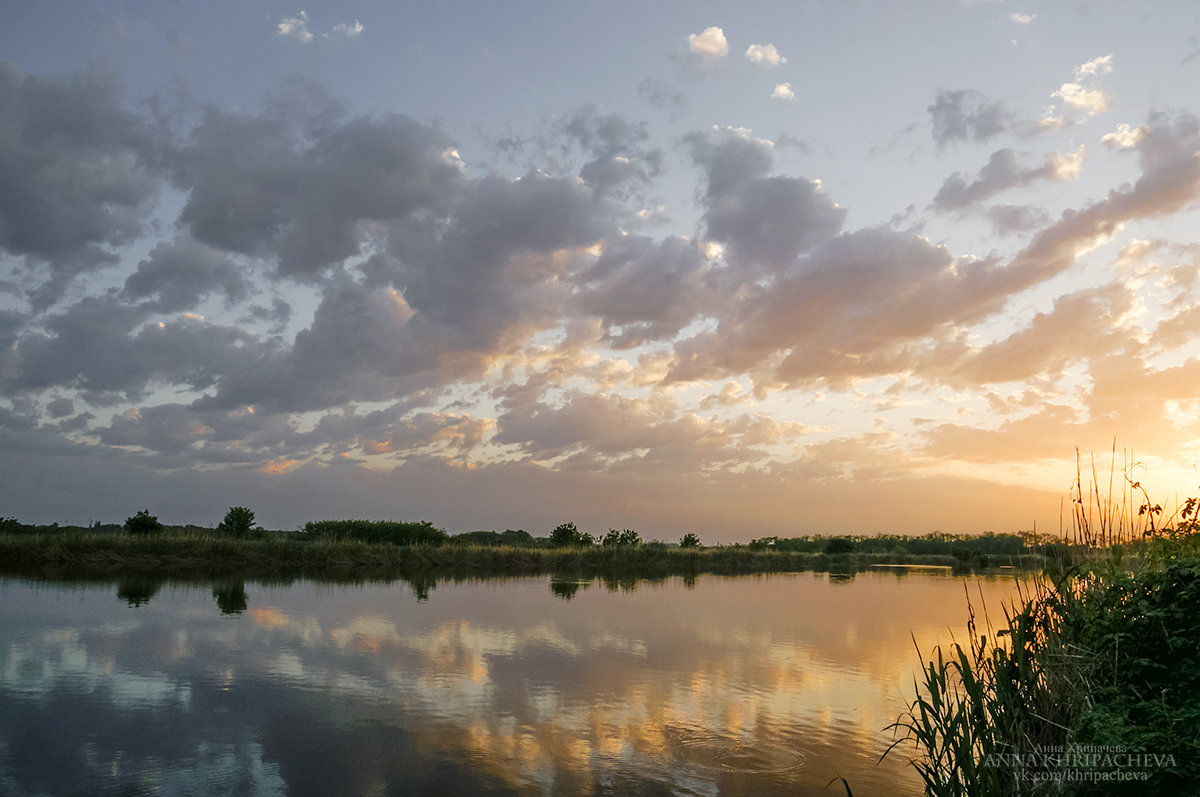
<box><xmin>0</xmin><ymin>569</ymin><xmax>1026</xmax><ymax>796</ymax></box>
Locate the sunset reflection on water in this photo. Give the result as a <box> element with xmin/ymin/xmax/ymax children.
<box><xmin>0</xmin><ymin>571</ymin><xmax>1025</xmax><ymax>795</ymax></box>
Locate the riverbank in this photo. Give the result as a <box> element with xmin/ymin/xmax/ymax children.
<box><xmin>892</xmin><ymin>531</ymin><xmax>1200</xmax><ymax>794</ymax></box>
<box><xmin>0</xmin><ymin>528</ymin><xmax>1048</xmax><ymax>581</ymax></box>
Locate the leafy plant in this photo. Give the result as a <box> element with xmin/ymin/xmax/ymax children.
<box><xmin>550</xmin><ymin>521</ymin><xmax>594</xmax><ymax>547</ymax></box>
<box><xmin>217</xmin><ymin>506</ymin><xmax>260</xmax><ymax>538</ymax></box>
<box><xmin>679</xmin><ymin>532</ymin><xmax>702</xmax><ymax>548</ymax></box>
<box><xmin>601</xmin><ymin>528</ymin><xmax>642</xmax><ymax>547</ymax></box>
<box><xmin>124</xmin><ymin>509</ymin><xmax>163</xmax><ymax>535</ymax></box>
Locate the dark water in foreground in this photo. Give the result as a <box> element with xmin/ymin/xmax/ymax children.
<box><xmin>0</xmin><ymin>570</ymin><xmax>1024</xmax><ymax>796</ymax></box>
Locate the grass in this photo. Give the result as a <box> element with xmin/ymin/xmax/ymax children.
<box><xmin>0</xmin><ymin>527</ymin><xmax>1049</xmax><ymax>583</ymax></box>
<box><xmin>889</xmin><ymin>455</ymin><xmax>1200</xmax><ymax>795</ymax></box>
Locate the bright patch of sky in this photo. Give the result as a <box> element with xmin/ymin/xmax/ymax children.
<box><xmin>2</xmin><ymin>1</ymin><xmax>1200</xmax><ymax>539</ymax></box>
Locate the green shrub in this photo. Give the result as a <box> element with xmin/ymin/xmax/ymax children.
<box><xmin>217</xmin><ymin>506</ymin><xmax>260</xmax><ymax>538</ymax></box>
<box><xmin>550</xmin><ymin>521</ymin><xmax>594</xmax><ymax>547</ymax></box>
<box><xmin>124</xmin><ymin>510</ymin><xmax>163</xmax><ymax>535</ymax></box>
<box><xmin>679</xmin><ymin>532</ymin><xmax>702</xmax><ymax>548</ymax></box>
<box><xmin>601</xmin><ymin>528</ymin><xmax>642</xmax><ymax>547</ymax></box>
<box><xmin>824</xmin><ymin>537</ymin><xmax>855</xmax><ymax>555</ymax></box>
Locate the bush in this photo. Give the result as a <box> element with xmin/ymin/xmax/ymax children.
<box><xmin>679</xmin><ymin>532</ymin><xmax>702</xmax><ymax>548</ymax></box>
<box><xmin>217</xmin><ymin>506</ymin><xmax>260</xmax><ymax>538</ymax></box>
<box><xmin>301</xmin><ymin>519</ymin><xmax>447</xmax><ymax>546</ymax></box>
<box><xmin>824</xmin><ymin>537</ymin><xmax>856</xmax><ymax>555</ymax></box>
<box><xmin>550</xmin><ymin>522</ymin><xmax>594</xmax><ymax>547</ymax></box>
<box><xmin>601</xmin><ymin>528</ymin><xmax>642</xmax><ymax>547</ymax></box>
<box><xmin>124</xmin><ymin>510</ymin><xmax>163</xmax><ymax>535</ymax></box>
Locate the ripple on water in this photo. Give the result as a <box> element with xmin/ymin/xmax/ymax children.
<box><xmin>664</xmin><ymin>724</ymin><xmax>806</xmax><ymax>778</ymax></box>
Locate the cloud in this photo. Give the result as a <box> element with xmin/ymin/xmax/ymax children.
<box><xmin>986</xmin><ymin>204</ymin><xmax>1050</xmax><ymax>236</ymax></box>
<box><xmin>278</xmin><ymin>12</ymin><xmax>365</xmax><ymax>43</ymax></box>
<box><xmin>1101</xmin><ymin>123</ymin><xmax>1145</xmax><ymax>149</ymax></box>
<box><xmin>1009</xmin><ymin>13</ymin><xmax>1036</xmax><ymax>24</ymax></box>
<box><xmin>745</xmin><ymin>44</ymin><xmax>787</xmax><ymax>67</ymax></box>
<box><xmin>927</xmin><ymin>89</ymin><xmax>1011</xmax><ymax>145</ymax></box>
<box><xmin>171</xmin><ymin>87</ymin><xmax>463</xmax><ymax>278</ymax></box>
<box><xmin>687</xmin><ymin>27</ymin><xmax>728</xmax><ymax>59</ymax></box>
<box><xmin>122</xmin><ymin>237</ymin><xmax>251</xmax><ymax>312</ymax></box>
<box><xmin>329</xmin><ymin>20</ymin><xmax>365</xmax><ymax>39</ymax></box>
<box><xmin>558</xmin><ymin>105</ymin><xmax>664</xmax><ymax>198</ymax></box>
<box><xmin>0</xmin><ymin>61</ymin><xmax>161</xmax><ymax>306</ymax></box>
<box><xmin>771</xmin><ymin>83</ymin><xmax>795</xmax><ymax>101</ymax></box>
<box><xmin>1039</xmin><ymin>54</ymin><xmax>1113</xmax><ymax>129</ymax></box>
<box><xmin>277</xmin><ymin>11</ymin><xmax>314</xmax><ymax>43</ymax></box>
<box><xmin>932</xmin><ymin>146</ymin><xmax>1086</xmax><ymax>211</ymax></box>
<box><xmin>637</xmin><ymin>78</ymin><xmax>688</xmax><ymax>119</ymax></box>
<box><xmin>685</xmin><ymin>126</ymin><xmax>845</xmax><ymax>272</ymax></box>
<box><xmin>573</xmin><ymin>235</ymin><xmax>715</xmax><ymax>346</ymax></box>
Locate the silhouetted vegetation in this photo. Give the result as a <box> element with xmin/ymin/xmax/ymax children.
<box><xmin>452</xmin><ymin>529</ymin><xmax>535</xmax><ymax>547</ymax></box>
<box><xmin>892</xmin><ymin>463</ymin><xmax>1200</xmax><ymax>795</ymax></box>
<box><xmin>217</xmin><ymin>506</ymin><xmax>260</xmax><ymax>539</ymax></box>
<box><xmin>601</xmin><ymin>528</ymin><xmax>642</xmax><ymax>547</ymax></box>
<box><xmin>549</xmin><ymin>521</ymin><xmax>595</xmax><ymax>547</ymax></box>
<box><xmin>302</xmin><ymin>519</ymin><xmax>448</xmax><ymax>546</ymax></box>
<box><xmin>0</xmin><ymin>510</ymin><xmax>1059</xmax><ymax>583</ymax></box>
<box><xmin>124</xmin><ymin>510</ymin><xmax>163</xmax><ymax>535</ymax></box>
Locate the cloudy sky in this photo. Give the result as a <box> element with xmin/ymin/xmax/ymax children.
<box><xmin>3</xmin><ymin>2</ymin><xmax>1200</xmax><ymax>539</ymax></box>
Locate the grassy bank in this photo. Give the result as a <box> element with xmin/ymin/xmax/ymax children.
<box><xmin>0</xmin><ymin>527</ymin><xmax>1048</xmax><ymax>582</ymax></box>
<box><xmin>891</xmin><ymin>510</ymin><xmax>1200</xmax><ymax>793</ymax></box>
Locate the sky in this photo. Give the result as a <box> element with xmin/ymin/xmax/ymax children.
<box><xmin>2</xmin><ymin>1</ymin><xmax>1200</xmax><ymax>541</ymax></box>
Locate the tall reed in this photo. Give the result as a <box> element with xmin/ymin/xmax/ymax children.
<box><xmin>892</xmin><ymin>452</ymin><xmax>1200</xmax><ymax>795</ymax></box>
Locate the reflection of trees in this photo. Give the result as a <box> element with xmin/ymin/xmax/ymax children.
<box><xmin>212</xmin><ymin>581</ymin><xmax>249</xmax><ymax>614</ymax></box>
<box><xmin>404</xmin><ymin>574</ymin><xmax>436</xmax><ymax>602</ymax></box>
<box><xmin>116</xmin><ymin>576</ymin><xmax>162</xmax><ymax>607</ymax></box>
<box><xmin>550</xmin><ymin>578</ymin><xmax>590</xmax><ymax>600</ymax></box>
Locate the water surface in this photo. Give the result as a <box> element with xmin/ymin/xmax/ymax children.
<box><xmin>0</xmin><ymin>570</ymin><xmax>1024</xmax><ymax>795</ymax></box>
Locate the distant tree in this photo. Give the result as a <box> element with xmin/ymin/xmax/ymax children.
<box><xmin>550</xmin><ymin>522</ymin><xmax>593</xmax><ymax>547</ymax></box>
<box><xmin>124</xmin><ymin>510</ymin><xmax>164</xmax><ymax>535</ymax></box>
<box><xmin>679</xmin><ymin>532</ymin><xmax>702</xmax><ymax>548</ymax></box>
<box><xmin>824</xmin><ymin>537</ymin><xmax>856</xmax><ymax>555</ymax></box>
<box><xmin>217</xmin><ymin>506</ymin><xmax>260</xmax><ymax>538</ymax></box>
<box><xmin>602</xmin><ymin>528</ymin><xmax>642</xmax><ymax>547</ymax></box>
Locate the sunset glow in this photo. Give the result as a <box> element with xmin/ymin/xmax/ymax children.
<box><xmin>2</xmin><ymin>4</ymin><xmax>1199</xmax><ymax>540</ymax></box>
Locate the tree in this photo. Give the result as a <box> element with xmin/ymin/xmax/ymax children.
<box><xmin>124</xmin><ymin>509</ymin><xmax>163</xmax><ymax>535</ymax></box>
<box><xmin>602</xmin><ymin>528</ymin><xmax>642</xmax><ymax>547</ymax></box>
<box><xmin>550</xmin><ymin>521</ymin><xmax>593</xmax><ymax>547</ymax></box>
<box><xmin>679</xmin><ymin>532</ymin><xmax>701</xmax><ymax>548</ymax></box>
<box><xmin>217</xmin><ymin>506</ymin><xmax>259</xmax><ymax>538</ymax></box>
<box><xmin>824</xmin><ymin>537</ymin><xmax>856</xmax><ymax>555</ymax></box>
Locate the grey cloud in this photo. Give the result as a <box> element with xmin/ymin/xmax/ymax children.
<box><xmin>928</xmin><ymin>89</ymin><xmax>1011</xmax><ymax>146</ymax></box>
<box><xmin>986</xmin><ymin>204</ymin><xmax>1050</xmax><ymax>236</ymax></box>
<box><xmin>668</xmin><ymin>227</ymin><xmax>1013</xmax><ymax>388</ymax></box>
<box><xmin>686</xmin><ymin>128</ymin><xmax>845</xmax><ymax>271</ymax></box>
<box><xmin>574</xmin><ymin>235</ymin><xmax>713</xmax><ymax>346</ymax></box>
<box><xmin>189</xmin><ymin>168</ymin><xmax>612</xmax><ymax>415</ymax></box>
<box><xmin>932</xmin><ymin>147</ymin><xmax>1084</xmax><ymax>211</ymax></box>
<box><xmin>943</xmin><ymin>283</ymin><xmax>1136</xmax><ymax>386</ymax></box>
<box><xmin>638</xmin><ymin>78</ymin><xmax>689</xmax><ymax>120</ymax></box>
<box><xmin>45</xmin><ymin>396</ymin><xmax>74</xmax><ymax>418</ymax></box>
<box><xmin>123</xmin><ymin>236</ymin><xmax>251</xmax><ymax>312</ymax></box>
<box><xmin>0</xmin><ymin>60</ymin><xmax>161</xmax><ymax>303</ymax></box>
<box><xmin>6</xmin><ymin>296</ymin><xmax>270</xmax><ymax>402</ymax></box>
<box><xmin>494</xmin><ymin>390</ymin><xmax>786</xmax><ymax>471</ymax></box>
<box><xmin>1008</xmin><ymin>110</ymin><xmax>1200</xmax><ymax>285</ymax></box>
<box><xmin>173</xmin><ymin>95</ymin><xmax>462</xmax><ymax>278</ymax></box>
<box><xmin>560</xmin><ymin>106</ymin><xmax>664</xmax><ymax>198</ymax></box>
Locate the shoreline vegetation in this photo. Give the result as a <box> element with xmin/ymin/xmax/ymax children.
<box><xmin>0</xmin><ymin>512</ymin><xmax>1057</xmax><ymax>582</ymax></box>
<box><xmin>889</xmin><ymin>464</ymin><xmax>1200</xmax><ymax>794</ymax></box>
